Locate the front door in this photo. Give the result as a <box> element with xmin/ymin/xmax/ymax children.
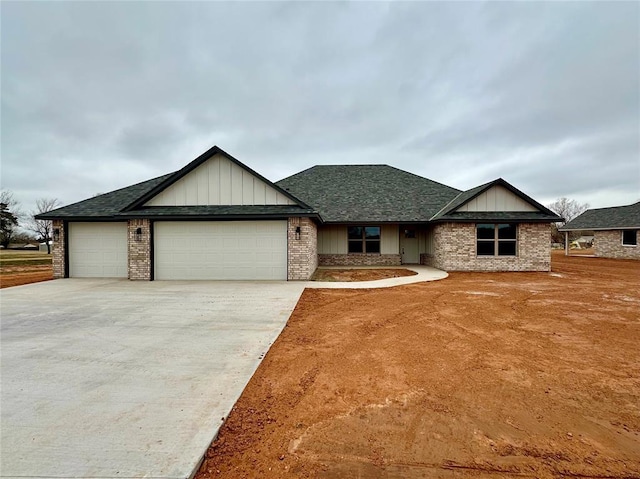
<box><xmin>400</xmin><ymin>227</ymin><xmax>419</xmax><ymax>264</ymax></box>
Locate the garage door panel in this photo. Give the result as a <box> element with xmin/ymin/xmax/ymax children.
<box><xmin>154</xmin><ymin>221</ymin><xmax>287</xmax><ymax>280</ymax></box>
<box><xmin>69</xmin><ymin>223</ymin><xmax>128</xmax><ymax>278</ymax></box>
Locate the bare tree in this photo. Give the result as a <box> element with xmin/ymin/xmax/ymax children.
<box><xmin>29</xmin><ymin>198</ymin><xmax>61</xmax><ymax>254</ymax></box>
<box><xmin>0</xmin><ymin>190</ymin><xmax>22</xmax><ymax>248</ymax></box>
<box><xmin>547</xmin><ymin>197</ymin><xmax>590</xmax><ymax>243</ymax></box>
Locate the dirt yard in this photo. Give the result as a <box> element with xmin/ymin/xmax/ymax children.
<box><xmin>0</xmin><ymin>250</ymin><xmax>53</xmax><ymax>288</ymax></box>
<box><xmin>312</xmin><ymin>268</ymin><xmax>417</xmax><ymax>282</ymax></box>
<box><xmin>197</xmin><ymin>252</ymin><xmax>640</xmax><ymax>479</ymax></box>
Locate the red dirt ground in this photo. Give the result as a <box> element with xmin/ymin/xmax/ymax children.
<box><xmin>312</xmin><ymin>268</ymin><xmax>417</xmax><ymax>282</ymax></box>
<box><xmin>0</xmin><ymin>265</ymin><xmax>53</xmax><ymax>288</ymax></box>
<box><xmin>196</xmin><ymin>252</ymin><xmax>640</xmax><ymax>479</ymax></box>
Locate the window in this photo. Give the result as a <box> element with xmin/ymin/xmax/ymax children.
<box><xmin>622</xmin><ymin>230</ymin><xmax>637</xmax><ymax>246</ymax></box>
<box><xmin>477</xmin><ymin>223</ymin><xmax>517</xmax><ymax>256</ymax></box>
<box><xmin>348</xmin><ymin>226</ymin><xmax>381</xmax><ymax>253</ymax></box>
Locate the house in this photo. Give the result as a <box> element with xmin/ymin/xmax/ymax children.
<box><xmin>37</xmin><ymin>145</ymin><xmax>561</xmax><ymax>281</ymax></box>
<box><xmin>559</xmin><ymin>202</ymin><xmax>640</xmax><ymax>260</ymax></box>
<box><xmin>7</xmin><ymin>243</ymin><xmax>38</xmax><ymax>250</ymax></box>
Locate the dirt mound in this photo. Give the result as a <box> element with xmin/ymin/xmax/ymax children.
<box><xmin>312</xmin><ymin>268</ymin><xmax>417</xmax><ymax>282</ymax></box>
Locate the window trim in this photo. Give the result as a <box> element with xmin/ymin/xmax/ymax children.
<box><xmin>347</xmin><ymin>225</ymin><xmax>381</xmax><ymax>254</ymax></box>
<box><xmin>476</xmin><ymin>223</ymin><xmax>518</xmax><ymax>257</ymax></box>
<box><xmin>621</xmin><ymin>229</ymin><xmax>638</xmax><ymax>247</ymax></box>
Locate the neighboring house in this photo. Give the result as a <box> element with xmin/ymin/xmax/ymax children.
<box><xmin>560</xmin><ymin>202</ymin><xmax>640</xmax><ymax>260</ymax></box>
<box><xmin>37</xmin><ymin>145</ymin><xmax>561</xmax><ymax>281</ymax></box>
<box><xmin>7</xmin><ymin>243</ymin><xmax>38</xmax><ymax>250</ymax></box>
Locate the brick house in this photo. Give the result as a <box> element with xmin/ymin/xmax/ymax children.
<box><xmin>560</xmin><ymin>202</ymin><xmax>640</xmax><ymax>260</ymax></box>
<box><xmin>38</xmin><ymin>145</ymin><xmax>561</xmax><ymax>281</ymax></box>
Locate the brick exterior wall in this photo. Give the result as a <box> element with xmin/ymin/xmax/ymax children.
<box><xmin>594</xmin><ymin>230</ymin><xmax>640</xmax><ymax>260</ymax></box>
<box><xmin>51</xmin><ymin>219</ymin><xmax>66</xmax><ymax>279</ymax></box>
<box><xmin>424</xmin><ymin>222</ymin><xmax>551</xmax><ymax>272</ymax></box>
<box><xmin>128</xmin><ymin>219</ymin><xmax>152</xmax><ymax>280</ymax></box>
<box><xmin>319</xmin><ymin>254</ymin><xmax>401</xmax><ymax>266</ymax></box>
<box><xmin>287</xmin><ymin>217</ymin><xmax>318</xmax><ymax>280</ymax></box>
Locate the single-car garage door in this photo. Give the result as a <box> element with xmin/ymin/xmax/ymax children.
<box><xmin>68</xmin><ymin>222</ymin><xmax>128</xmax><ymax>278</ymax></box>
<box><xmin>154</xmin><ymin>221</ymin><xmax>287</xmax><ymax>280</ymax></box>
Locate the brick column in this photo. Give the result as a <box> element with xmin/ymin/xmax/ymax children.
<box><xmin>128</xmin><ymin>219</ymin><xmax>151</xmax><ymax>280</ymax></box>
<box><xmin>51</xmin><ymin>220</ymin><xmax>66</xmax><ymax>278</ymax></box>
<box><xmin>287</xmin><ymin>217</ymin><xmax>318</xmax><ymax>280</ymax></box>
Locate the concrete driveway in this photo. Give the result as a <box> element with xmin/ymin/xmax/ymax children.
<box><xmin>1</xmin><ymin>279</ymin><xmax>305</xmax><ymax>479</ymax></box>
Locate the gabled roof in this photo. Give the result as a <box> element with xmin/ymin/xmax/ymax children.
<box><xmin>124</xmin><ymin>145</ymin><xmax>310</xmax><ymax>210</ymax></box>
<box><xmin>560</xmin><ymin>201</ymin><xmax>640</xmax><ymax>231</ymax></box>
<box><xmin>430</xmin><ymin>178</ymin><xmax>562</xmax><ymax>223</ymax></box>
<box><xmin>276</xmin><ymin>165</ymin><xmax>461</xmax><ymax>223</ymax></box>
<box><xmin>37</xmin><ymin>145</ymin><xmax>316</xmax><ymax>221</ymax></box>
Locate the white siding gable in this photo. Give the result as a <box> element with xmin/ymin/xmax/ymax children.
<box><xmin>145</xmin><ymin>154</ymin><xmax>296</xmax><ymax>206</ymax></box>
<box><xmin>456</xmin><ymin>185</ymin><xmax>538</xmax><ymax>212</ymax></box>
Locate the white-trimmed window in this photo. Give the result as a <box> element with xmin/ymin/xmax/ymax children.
<box><xmin>477</xmin><ymin>223</ymin><xmax>517</xmax><ymax>256</ymax></box>
<box><xmin>622</xmin><ymin>230</ymin><xmax>637</xmax><ymax>246</ymax></box>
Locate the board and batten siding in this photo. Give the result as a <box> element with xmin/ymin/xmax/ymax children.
<box><xmin>317</xmin><ymin>224</ymin><xmax>399</xmax><ymax>254</ymax></box>
<box><xmin>145</xmin><ymin>154</ymin><xmax>296</xmax><ymax>206</ymax></box>
<box><xmin>456</xmin><ymin>185</ymin><xmax>537</xmax><ymax>212</ymax></box>
<box><xmin>419</xmin><ymin>227</ymin><xmax>435</xmax><ymax>255</ymax></box>
<box><xmin>381</xmin><ymin>224</ymin><xmax>399</xmax><ymax>254</ymax></box>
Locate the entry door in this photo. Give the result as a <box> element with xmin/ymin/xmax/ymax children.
<box><xmin>400</xmin><ymin>227</ymin><xmax>419</xmax><ymax>264</ymax></box>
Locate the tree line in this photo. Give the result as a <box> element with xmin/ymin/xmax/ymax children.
<box><xmin>0</xmin><ymin>190</ymin><xmax>60</xmax><ymax>253</ymax></box>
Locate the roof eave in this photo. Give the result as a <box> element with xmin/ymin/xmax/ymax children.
<box><xmin>559</xmin><ymin>226</ymin><xmax>640</xmax><ymax>231</ymax></box>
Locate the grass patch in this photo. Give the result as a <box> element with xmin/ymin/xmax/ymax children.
<box><xmin>0</xmin><ymin>250</ymin><xmax>52</xmax><ymax>268</ymax></box>
<box><xmin>0</xmin><ymin>258</ymin><xmax>53</xmax><ymax>266</ymax></box>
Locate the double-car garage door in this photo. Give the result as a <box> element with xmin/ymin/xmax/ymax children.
<box><xmin>68</xmin><ymin>221</ymin><xmax>287</xmax><ymax>280</ymax></box>
<box><xmin>154</xmin><ymin>221</ymin><xmax>287</xmax><ymax>280</ymax></box>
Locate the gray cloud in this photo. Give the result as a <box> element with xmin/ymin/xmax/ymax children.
<box><xmin>2</xmin><ymin>1</ymin><xmax>638</xmax><ymax>215</ymax></box>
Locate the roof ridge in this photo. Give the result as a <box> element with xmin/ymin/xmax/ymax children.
<box><xmin>578</xmin><ymin>201</ymin><xmax>640</xmax><ymax>212</ymax></box>
<box><xmin>384</xmin><ymin>165</ymin><xmax>462</xmax><ymax>193</ymax></box>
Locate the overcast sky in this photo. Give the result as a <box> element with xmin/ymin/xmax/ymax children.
<box><xmin>2</xmin><ymin>1</ymin><xmax>639</xmax><ymax>216</ymax></box>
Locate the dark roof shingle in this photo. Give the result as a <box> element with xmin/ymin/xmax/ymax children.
<box><xmin>276</xmin><ymin>165</ymin><xmax>461</xmax><ymax>223</ymax></box>
<box><xmin>560</xmin><ymin>202</ymin><xmax>640</xmax><ymax>230</ymax></box>
<box><xmin>36</xmin><ymin>173</ymin><xmax>174</xmax><ymax>220</ymax></box>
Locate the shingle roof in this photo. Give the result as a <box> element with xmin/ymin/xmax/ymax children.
<box><xmin>37</xmin><ymin>146</ymin><xmax>560</xmax><ymax>225</ymax></box>
<box><xmin>276</xmin><ymin>165</ymin><xmax>461</xmax><ymax>223</ymax></box>
<box><xmin>36</xmin><ymin>173</ymin><xmax>174</xmax><ymax>220</ymax></box>
<box><xmin>560</xmin><ymin>202</ymin><xmax>640</xmax><ymax>231</ymax></box>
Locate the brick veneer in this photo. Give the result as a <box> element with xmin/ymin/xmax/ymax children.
<box><xmin>422</xmin><ymin>222</ymin><xmax>551</xmax><ymax>271</ymax></box>
<box><xmin>128</xmin><ymin>219</ymin><xmax>151</xmax><ymax>280</ymax></box>
<box><xmin>318</xmin><ymin>253</ymin><xmax>401</xmax><ymax>266</ymax></box>
<box><xmin>287</xmin><ymin>217</ymin><xmax>318</xmax><ymax>280</ymax></box>
<box><xmin>51</xmin><ymin>219</ymin><xmax>66</xmax><ymax>278</ymax></box>
<box><xmin>594</xmin><ymin>230</ymin><xmax>640</xmax><ymax>260</ymax></box>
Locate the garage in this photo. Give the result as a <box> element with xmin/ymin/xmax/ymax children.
<box><xmin>154</xmin><ymin>221</ymin><xmax>288</xmax><ymax>280</ymax></box>
<box><xmin>68</xmin><ymin>222</ymin><xmax>128</xmax><ymax>278</ymax></box>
